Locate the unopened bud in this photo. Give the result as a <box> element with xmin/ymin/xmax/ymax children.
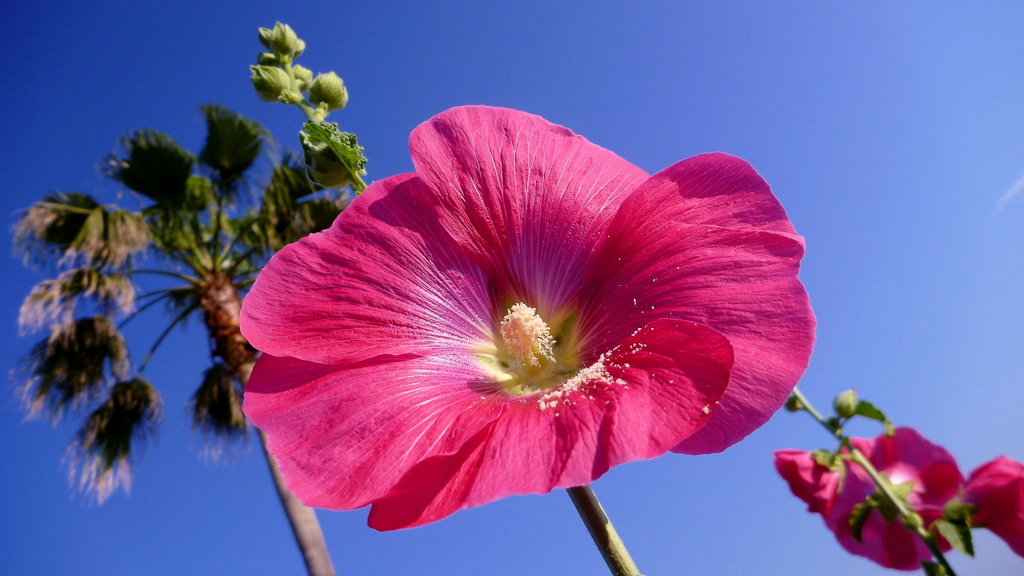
<box><xmin>784</xmin><ymin>394</ymin><xmax>804</xmax><ymax>412</ymax></box>
<box><xmin>261</xmin><ymin>22</ymin><xmax>304</xmax><ymax>59</ymax></box>
<box><xmin>308</xmin><ymin>72</ymin><xmax>348</xmax><ymax>111</ymax></box>
<box><xmin>300</xmin><ymin>122</ymin><xmax>367</xmax><ymax>189</ymax></box>
<box><xmin>833</xmin><ymin>389</ymin><xmax>858</xmax><ymax>419</ymax></box>
<box><xmin>292</xmin><ymin>65</ymin><xmax>313</xmax><ymax>93</ymax></box>
<box><xmin>256</xmin><ymin>52</ymin><xmax>278</xmax><ymax>66</ymax></box>
<box><xmin>250</xmin><ymin>65</ymin><xmax>291</xmax><ymax>103</ymax></box>
<box><xmin>902</xmin><ymin>511</ymin><xmax>923</xmax><ymax>530</ymax></box>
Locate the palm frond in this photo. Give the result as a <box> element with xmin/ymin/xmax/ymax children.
<box><xmin>185</xmin><ymin>174</ymin><xmax>215</xmax><ymax>210</ymax></box>
<box><xmin>103</xmin><ymin>130</ymin><xmax>195</xmax><ymax>209</ymax></box>
<box><xmin>13</xmin><ymin>192</ymin><xmax>148</xmax><ymax>269</ymax></box>
<box><xmin>198</xmin><ymin>105</ymin><xmax>267</xmax><ymax>195</ymax></box>
<box><xmin>66</xmin><ymin>377</ymin><xmax>162</xmax><ymax>502</ymax></box>
<box><xmin>18</xmin><ymin>316</ymin><xmax>129</xmax><ymax>421</ymax></box>
<box><xmin>20</xmin><ymin>268</ymin><xmax>135</xmax><ymax>334</ymax></box>
<box><xmin>189</xmin><ymin>363</ymin><xmax>247</xmax><ymax>458</ymax></box>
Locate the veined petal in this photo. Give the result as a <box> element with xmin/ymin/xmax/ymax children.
<box><xmin>578</xmin><ymin>153</ymin><xmax>814</xmax><ymax>455</ymax></box>
<box><xmin>240</xmin><ymin>173</ymin><xmax>493</xmax><ymax>364</ymax></box>
<box><xmin>365</xmin><ymin>319</ymin><xmax>733</xmax><ymax>530</ymax></box>
<box><xmin>409</xmin><ymin>106</ymin><xmax>648</xmax><ymax>315</ymax></box>
<box><xmin>244</xmin><ymin>353</ymin><xmax>506</xmax><ymax>510</ymax></box>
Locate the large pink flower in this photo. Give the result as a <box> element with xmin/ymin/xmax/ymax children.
<box><xmin>241</xmin><ymin>106</ymin><xmax>814</xmax><ymax>530</ymax></box>
<box><xmin>964</xmin><ymin>456</ymin><xmax>1024</xmax><ymax>557</ymax></box>
<box><xmin>776</xmin><ymin>428</ymin><xmax>963</xmax><ymax>570</ymax></box>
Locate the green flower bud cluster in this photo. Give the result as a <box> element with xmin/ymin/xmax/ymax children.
<box><xmin>249</xmin><ymin>22</ymin><xmax>367</xmax><ymax>193</ymax></box>
<box><xmin>248</xmin><ymin>22</ymin><xmax>348</xmax><ymax>119</ymax></box>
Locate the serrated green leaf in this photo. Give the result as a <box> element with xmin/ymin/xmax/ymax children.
<box><xmin>921</xmin><ymin>560</ymin><xmax>947</xmax><ymax>576</ymax></box>
<box><xmin>935</xmin><ymin>519</ymin><xmax>975</xmax><ymax>557</ymax></box>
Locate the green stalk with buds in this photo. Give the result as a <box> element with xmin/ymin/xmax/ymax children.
<box><xmin>251</xmin><ymin>22</ymin><xmax>368</xmax><ymax>193</ymax></box>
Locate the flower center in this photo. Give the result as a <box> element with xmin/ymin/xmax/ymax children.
<box><xmin>499</xmin><ymin>303</ymin><xmax>554</xmax><ymax>367</ymax></box>
<box><xmin>481</xmin><ymin>302</ymin><xmax>581</xmax><ymax>396</ymax></box>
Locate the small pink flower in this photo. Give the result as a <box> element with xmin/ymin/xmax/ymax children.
<box><xmin>964</xmin><ymin>456</ymin><xmax>1024</xmax><ymax>557</ymax></box>
<box><xmin>777</xmin><ymin>428</ymin><xmax>963</xmax><ymax>570</ymax></box>
<box><xmin>241</xmin><ymin>106</ymin><xmax>815</xmax><ymax>530</ymax></box>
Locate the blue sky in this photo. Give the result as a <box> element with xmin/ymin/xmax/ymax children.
<box><xmin>2</xmin><ymin>2</ymin><xmax>1022</xmax><ymax>575</ymax></box>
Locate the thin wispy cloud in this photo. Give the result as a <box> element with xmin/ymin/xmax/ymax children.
<box><xmin>994</xmin><ymin>172</ymin><xmax>1024</xmax><ymax>214</ymax></box>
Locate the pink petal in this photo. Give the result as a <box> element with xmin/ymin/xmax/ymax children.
<box><xmin>243</xmin><ymin>352</ymin><xmax>505</xmax><ymax>510</ymax></box>
<box><xmin>829</xmin><ymin>503</ymin><xmax>939</xmax><ymax>571</ymax></box>
<box><xmin>240</xmin><ymin>173</ymin><xmax>493</xmax><ymax>364</ymax></box>
<box><xmin>964</xmin><ymin>456</ymin><xmax>1024</xmax><ymax>557</ymax></box>
<box><xmin>409</xmin><ymin>106</ymin><xmax>649</xmax><ymax>315</ymax></box>
<box><xmin>773</xmin><ymin>449</ymin><xmax>841</xmax><ymax>515</ymax></box>
<box><xmin>365</xmin><ymin>319</ymin><xmax>733</xmax><ymax>530</ymax></box>
<box><xmin>576</xmin><ymin>153</ymin><xmax>814</xmax><ymax>455</ymax></box>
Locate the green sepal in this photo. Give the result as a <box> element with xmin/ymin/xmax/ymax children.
<box><xmin>943</xmin><ymin>501</ymin><xmax>976</xmax><ymax>525</ymax></box>
<box><xmin>934</xmin><ymin>519</ymin><xmax>974</xmax><ymax>557</ymax></box>
<box><xmin>849</xmin><ymin>501</ymin><xmax>873</xmax><ymax>543</ymax></box>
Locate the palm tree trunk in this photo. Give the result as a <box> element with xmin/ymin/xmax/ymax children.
<box><xmin>201</xmin><ymin>275</ymin><xmax>336</xmax><ymax>576</ymax></box>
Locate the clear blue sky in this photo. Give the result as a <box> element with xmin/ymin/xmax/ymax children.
<box><xmin>2</xmin><ymin>2</ymin><xmax>1022</xmax><ymax>575</ymax></box>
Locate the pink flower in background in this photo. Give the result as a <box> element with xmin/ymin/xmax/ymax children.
<box><xmin>776</xmin><ymin>428</ymin><xmax>963</xmax><ymax>570</ymax></box>
<box><xmin>241</xmin><ymin>106</ymin><xmax>814</xmax><ymax>530</ymax></box>
<box><xmin>964</xmin><ymin>456</ymin><xmax>1024</xmax><ymax>557</ymax></box>
<box><xmin>774</xmin><ymin>449</ymin><xmax>842</xmax><ymax>515</ymax></box>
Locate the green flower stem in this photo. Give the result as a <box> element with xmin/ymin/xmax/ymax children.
<box><xmin>349</xmin><ymin>174</ymin><xmax>367</xmax><ymax>193</ymax></box>
<box><xmin>790</xmin><ymin>387</ymin><xmax>958</xmax><ymax>576</ymax></box>
<box><xmin>567</xmin><ymin>485</ymin><xmax>642</xmax><ymax>576</ymax></box>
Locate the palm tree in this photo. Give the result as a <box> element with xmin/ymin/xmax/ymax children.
<box><xmin>14</xmin><ymin>105</ymin><xmax>344</xmax><ymax>576</ymax></box>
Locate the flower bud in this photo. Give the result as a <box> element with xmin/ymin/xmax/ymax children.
<box><xmin>308</xmin><ymin>72</ymin><xmax>348</xmax><ymax>111</ymax></box>
<box><xmin>300</xmin><ymin>121</ymin><xmax>367</xmax><ymax>189</ymax></box>
<box><xmin>256</xmin><ymin>52</ymin><xmax>278</xmax><ymax>66</ymax></box>
<box><xmin>292</xmin><ymin>65</ymin><xmax>314</xmax><ymax>93</ymax></box>
<box><xmin>833</xmin><ymin>389</ymin><xmax>858</xmax><ymax>419</ymax></box>
<box><xmin>784</xmin><ymin>394</ymin><xmax>804</xmax><ymax>412</ymax></box>
<box><xmin>261</xmin><ymin>22</ymin><xmax>304</xmax><ymax>58</ymax></box>
<box><xmin>250</xmin><ymin>65</ymin><xmax>292</xmax><ymax>103</ymax></box>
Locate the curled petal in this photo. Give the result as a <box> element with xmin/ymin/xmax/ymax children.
<box><xmin>581</xmin><ymin>153</ymin><xmax>814</xmax><ymax>455</ymax></box>
<box><xmin>964</xmin><ymin>456</ymin><xmax>1024</xmax><ymax>557</ymax></box>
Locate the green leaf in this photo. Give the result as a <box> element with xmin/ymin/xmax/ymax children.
<box><xmin>197</xmin><ymin>105</ymin><xmax>267</xmax><ymax>193</ymax></box>
<box><xmin>921</xmin><ymin>560</ymin><xmax>947</xmax><ymax>576</ymax></box>
<box><xmin>14</xmin><ymin>193</ymin><xmax>148</xmax><ymax>269</ymax></box>
<box><xmin>17</xmin><ymin>316</ymin><xmax>129</xmax><ymax>420</ymax></box>
<box><xmin>935</xmin><ymin>519</ymin><xmax>975</xmax><ymax>557</ymax></box>
<box><xmin>104</xmin><ymin>130</ymin><xmax>195</xmax><ymax>209</ymax></box>
<box><xmin>190</xmin><ymin>363</ymin><xmax>247</xmax><ymax>456</ymax></box>
<box><xmin>301</xmin><ymin>121</ymin><xmax>367</xmax><ymax>190</ymax></box>
<box><xmin>849</xmin><ymin>501</ymin><xmax>873</xmax><ymax>543</ymax></box>
<box><xmin>854</xmin><ymin>400</ymin><xmax>886</xmax><ymax>421</ymax></box>
<box><xmin>19</xmin><ymin>268</ymin><xmax>135</xmax><ymax>333</ymax></box>
<box><xmin>67</xmin><ymin>377</ymin><xmax>162</xmax><ymax>502</ymax></box>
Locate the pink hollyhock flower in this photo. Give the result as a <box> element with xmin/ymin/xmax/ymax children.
<box><xmin>964</xmin><ymin>456</ymin><xmax>1024</xmax><ymax>557</ymax></box>
<box><xmin>776</xmin><ymin>428</ymin><xmax>963</xmax><ymax>570</ymax></box>
<box><xmin>241</xmin><ymin>106</ymin><xmax>815</xmax><ymax>530</ymax></box>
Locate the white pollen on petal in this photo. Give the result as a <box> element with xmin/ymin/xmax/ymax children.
<box><xmin>537</xmin><ymin>355</ymin><xmax>624</xmax><ymax>411</ymax></box>
<box><xmin>702</xmin><ymin>404</ymin><xmax>711</xmax><ymax>414</ymax></box>
<box><xmin>500</xmin><ymin>303</ymin><xmax>554</xmax><ymax>366</ymax></box>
